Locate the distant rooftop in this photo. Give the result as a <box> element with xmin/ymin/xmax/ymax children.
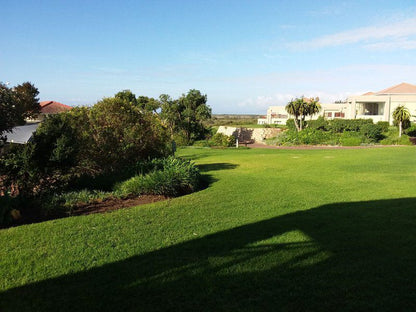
<box><xmin>362</xmin><ymin>82</ymin><xmax>416</xmax><ymax>96</ymax></box>
<box><xmin>40</xmin><ymin>101</ymin><xmax>72</xmax><ymax>114</ymax></box>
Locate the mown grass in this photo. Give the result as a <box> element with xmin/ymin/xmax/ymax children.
<box><xmin>1</xmin><ymin>146</ymin><xmax>416</xmax><ymax>311</ymax></box>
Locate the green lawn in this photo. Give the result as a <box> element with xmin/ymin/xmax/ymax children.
<box><xmin>1</xmin><ymin>146</ymin><xmax>416</xmax><ymax>311</ymax></box>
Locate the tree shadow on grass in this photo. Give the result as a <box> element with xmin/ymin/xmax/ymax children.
<box><xmin>197</xmin><ymin>163</ymin><xmax>238</xmax><ymax>191</ymax></box>
<box><xmin>197</xmin><ymin>163</ymin><xmax>239</xmax><ymax>173</ymax></box>
<box><xmin>2</xmin><ymin>198</ymin><xmax>416</xmax><ymax>311</ymax></box>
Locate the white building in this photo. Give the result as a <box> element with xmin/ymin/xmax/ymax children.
<box><xmin>258</xmin><ymin>82</ymin><xmax>416</xmax><ymax>125</ymax></box>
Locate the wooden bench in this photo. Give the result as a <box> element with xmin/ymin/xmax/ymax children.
<box><xmin>237</xmin><ymin>140</ymin><xmax>253</xmax><ymax>147</ymax></box>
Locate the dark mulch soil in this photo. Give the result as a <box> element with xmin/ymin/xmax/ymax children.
<box><xmin>70</xmin><ymin>195</ymin><xmax>169</xmax><ymax>216</ymax></box>
<box><xmin>3</xmin><ymin>195</ymin><xmax>169</xmax><ymax>229</ymax></box>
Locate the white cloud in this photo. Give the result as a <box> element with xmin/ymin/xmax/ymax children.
<box><xmin>365</xmin><ymin>38</ymin><xmax>416</xmax><ymax>50</ymax></box>
<box><xmin>289</xmin><ymin>18</ymin><xmax>416</xmax><ymax>50</ymax></box>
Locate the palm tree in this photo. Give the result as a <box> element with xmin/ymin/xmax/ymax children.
<box><xmin>285</xmin><ymin>99</ymin><xmax>302</xmax><ymax>131</ymax></box>
<box><xmin>285</xmin><ymin>96</ymin><xmax>321</xmax><ymax>131</ymax></box>
<box><xmin>392</xmin><ymin>105</ymin><xmax>410</xmax><ymax>137</ymax></box>
<box><xmin>306</xmin><ymin>97</ymin><xmax>321</xmax><ymax>120</ymax></box>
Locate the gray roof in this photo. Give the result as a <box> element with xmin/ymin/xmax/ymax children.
<box><xmin>5</xmin><ymin>123</ymin><xmax>40</xmax><ymax>144</ymax></box>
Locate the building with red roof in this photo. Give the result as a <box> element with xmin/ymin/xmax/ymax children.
<box><xmin>27</xmin><ymin>101</ymin><xmax>72</xmax><ymax>122</ymax></box>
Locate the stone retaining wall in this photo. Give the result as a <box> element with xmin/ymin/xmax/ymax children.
<box><xmin>217</xmin><ymin>126</ymin><xmax>281</xmax><ymax>143</ymax></box>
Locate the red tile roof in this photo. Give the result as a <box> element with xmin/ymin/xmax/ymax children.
<box><xmin>362</xmin><ymin>91</ymin><xmax>375</xmax><ymax>96</ymax></box>
<box><xmin>40</xmin><ymin>101</ymin><xmax>72</xmax><ymax>114</ymax></box>
<box><xmin>376</xmin><ymin>82</ymin><xmax>416</xmax><ymax>94</ymax></box>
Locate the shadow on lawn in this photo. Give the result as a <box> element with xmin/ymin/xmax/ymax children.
<box><xmin>197</xmin><ymin>162</ymin><xmax>239</xmax><ymax>173</ymax></box>
<box><xmin>2</xmin><ymin>198</ymin><xmax>416</xmax><ymax>311</ymax></box>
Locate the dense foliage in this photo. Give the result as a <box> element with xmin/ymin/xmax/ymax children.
<box><xmin>40</xmin><ymin>157</ymin><xmax>201</xmax><ymax>217</ymax></box>
<box><xmin>0</xmin><ymin>94</ymin><xmax>171</xmax><ymax>198</ymax></box>
<box><xmin>0</xmin><ymin>82</ymin><xmax>40</xmax><ymax>136</ymax></box>
<box><xmin>160</xmin><ymin>90</ymin><xmax>211</xmax><ymax>145</ymax></box>
<box><xmin>194</xmin><ymin>133</ymin><xmax>235</xmax><ymax>148</ymax></box>
<box><xmin>115</xmin><ymin>157</ymin><xmax>201</xmax><ymax>197</ymax></box>
<box><xmin>276</xmin><ymin>117</ymin><xmax>412</xmax><ymax>146</ymax></box>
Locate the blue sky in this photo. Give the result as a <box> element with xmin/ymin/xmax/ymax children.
<box><xmin>2</xmin><ymin>0</ymin><xmax>416</xmax><ymax>113</ymax></box>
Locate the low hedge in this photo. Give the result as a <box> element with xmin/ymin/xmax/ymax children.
<box><xmin>115</xmin><ymin>157</ymin><xmax>201</xmax><ymax>197</ymax></box>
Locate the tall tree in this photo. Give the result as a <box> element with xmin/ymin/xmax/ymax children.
<box><xmin>159</xmin><ymin>94</ymin><xmax>180</xmax><ymax>138</ymax></box>
<box><xmin>392</xmin><ymin>105</ymin><xmax>410</xmax><ymax>137</ymax></box>
<box><xmin>0</xmin><ymin>82</ymin><xmax>40</xmax><ymax>135</ymax></box>
<box><xmin>160</xmin><ymin>89</ymin><xmax>211</xmax><ymax>144</ymax></box>
<box><xmin>180</xmin><ymin>89</ymin><xmax>211</xmax><ymax>143</ymax></box>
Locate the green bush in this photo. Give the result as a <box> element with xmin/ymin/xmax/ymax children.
<box><xmin>115</xmin><ymin>157</ymin><xmax>201</xmax><ymax>197</ymax></box>
<box><xmin>0</xmin><ymin>97</ymin><xmax>171</xmax><ymax>198</ymax></box>
<box><xmin>192</xmin><ymin>140</ymin><xmax>210</xmax><ymax>147</ymax></box>
<box><xmin>274</xmin><ymin>129</ymin><xmax>333</xmax><ymax>145</ymax></box>
<box><xmin>377</xmin><ymin>121</ymin><xmax>390</xmax><ymax>133</ymax></box>
<box><xmin>328</xmin><ymin>119</ymin><xmax>373</xmax><ymax>133</ymax></box>
<box><xmin>286</xmin><ymin>119</ymin><xmax>297</xmax><ymax>131</ymax></box>
<box><xmin>209</xmin><ymin>133</ymin><xmax>235</xmax><ymax>147</ymax></box>
<box><xmin>380</xmin><ymin>134</ymin><xmax>413</xmax><ymax>145</ymax></box>
<box><xmin>339</xmin><ymin>133</ymin><xmax>362</xmax><ymax>146</ymax></box>
<box><xmin>307</xmin><ymin>116</ymin><xmax>329</xmax><ymax>131</ymax></box>
<box><xmin>359</xmin><ymin>123</ymin><xmax>384</xmax><ymax>142</ymax></box>
<box><xmin>405</xmin><ymin>124</ymin><xmax>416</xmax><ymax>137</ymax></box>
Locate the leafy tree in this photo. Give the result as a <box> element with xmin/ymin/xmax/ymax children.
<box><xmin>115</xmin><ymin>90</ymin><xmax>160</xmax><ymax>113</ymax></box>
<box><xmin>285</xmin><ymin>96</ymin><xmax>321</xmax><ymax>131</ymax></box>
<box><xmin>0</xmin><ymin>82</ymin><xmax>40</xmax><ymax>136</ymax></box>
<box><xmin>137</xmin><ymin>96</ymin><xmax>160</xmax><ymax>113</ymax></box>
<box><xmin>87</xmin><ymin>97</ymin><xmax>169</xmax><ymax>170</ymax></box>
<box><xmin>392</xmin><ymin>105</ymin><xmax>410</xmax><ymax>137</ymax></box>
<box><xmin>179</xmin><ymin>90</ymin><xmax>211</xmax><ymax>143</ymax></box>
<box><xmin>160</xmin><ymin>89</ymin><xmax>211</xmax><ymax>145</ymax></box>
<box><xmin>159</xmin><ymin>94</ymin><xmax>181</xmax><ymax>138</ymax></box>
<box><xmin>115</xmin><ymin>90</ymin><xmax>137</xmax><ymax>106</ymax></box>
<box><xmin>0</xmin><ymin>94</ymin><xmax>171</xmax><ymax>197</ymax></box>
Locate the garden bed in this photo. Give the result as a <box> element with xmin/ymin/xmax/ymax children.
<box><xmin>2</xmin><ymin>195</ymin><xmax>169</xmax><ymax>229</ymax></box>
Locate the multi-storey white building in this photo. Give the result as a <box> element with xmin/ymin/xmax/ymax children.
<box><xmin>258</xmin><ymin>82</ymin><xmax>416</xmax><ymax>125</ymax></box>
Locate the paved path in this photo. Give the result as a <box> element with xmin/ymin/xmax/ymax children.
<box><xmin>246</xmin><ymin>142</ymin><xmax>408</xmax><ymax>150</ymax></box>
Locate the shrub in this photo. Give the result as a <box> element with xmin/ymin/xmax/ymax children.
<box><xmin>286</xmin><ymin>119</ymin><xmax>297</xmax><ymax>132</ymax></box>
<box><xmin>328</xmin><ymin>119</ymin><xmax>373</xmax><ymax>133</ymax></box>
<box><xmin>209</xmin><ymin>133</ymin><xmax>235</xmax><ymax>147</ymax></box>
<box><xmin>193</xmin><ymin>140</ymin><xmax>210</xmax><ymax>147</ymax></box>
<box><xmin>0</xmin><ymin>97</ymin><xmax>171</xmax><ymax>198</ymax></box>
<box><xmin>115</xmin><ymin>157</ymin><xmax>201</xmax><ymax>197</ymax></box>
<box><xmin>359</xmin><ymin>123</ymin><xmax>384</xmax><ymax>142</ymax></box>
<box><xmin>307</xmin><ymin>116</ymin><xmax>329</xmax><ymax>131</ymax></box>
<box><xmin>405</xmin><ymin>124</ymin><xmax>416</xmax><ymax>137</ymax></box>
<box><xmin>339</xmin><ymin>133</ymin><xmax>362</xmax><ymax>146</ymax></box>
<box><xmin>380</xmin><ymin>134</ymin><xmax>412</xmax><ymax>145</ymax></box>
<box><xmin>274</xmin><ymin>129</ymin><xmax>333</xmax><ymax>145</ymax></box>
<box><xmin>377</xmin><ymin>121</ymin><xmax>390</xmax><ymax>133</ymax></box>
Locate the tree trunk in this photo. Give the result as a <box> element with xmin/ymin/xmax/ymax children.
<box><xmin>399</xmin><ymin>121</ymin><xmax>402</xmax><ymax>137</ymax></box>
<box><xmin>294</xmin><ymin>118</ymin><xmax>300</xmax><ymax>132</ymax></box>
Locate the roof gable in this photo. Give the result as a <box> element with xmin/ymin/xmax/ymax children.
<box><xmin>39</xmin><ymin>101</ymin><xmax>72</xmax><ymax>114</ymax></box>
<box><xmin>376</xmin><ymin>82</ymin><xmax>416</xmax><ymax>95</ymax></box>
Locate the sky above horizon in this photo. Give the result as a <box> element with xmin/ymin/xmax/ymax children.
<box><xmin>2</xmin><ymin>0</ymin><xmax>416</xmax><ymax>114</ymax></box>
